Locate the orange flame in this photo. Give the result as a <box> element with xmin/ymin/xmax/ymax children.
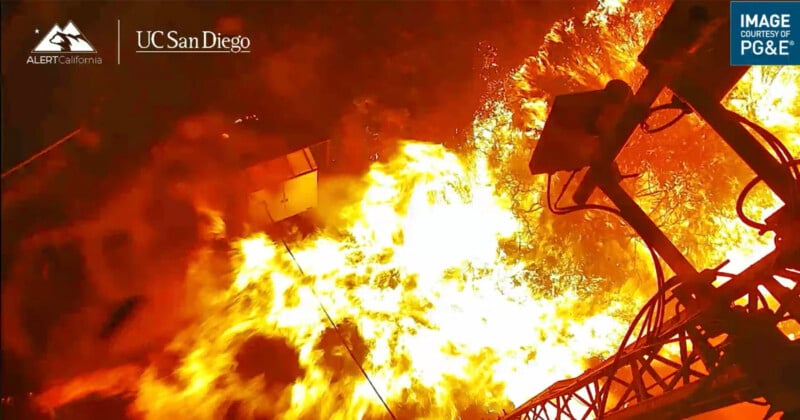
<box><xmin>33</xmin><ymin>0</ymin><xmax>799</xmax><ymax>418</ymax></box>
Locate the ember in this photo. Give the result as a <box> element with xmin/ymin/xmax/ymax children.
<box><xmin>2</xmin><ymin>1</ymin><xmax>798</xmax><ymax>419</ymax></box>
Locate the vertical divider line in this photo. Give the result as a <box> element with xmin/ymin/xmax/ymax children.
<box><xmin>117</xmin><ymin>19</ymin><xmax>120</xmax><ymax>65</ymax></box>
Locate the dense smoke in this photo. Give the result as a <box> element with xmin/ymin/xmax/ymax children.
<box><xmin>10</xmin><ymin>1</ymin><xmax>786</xmax><ymax>418</ymax></box>
<box><xmin>2</xmin><ymin>112</ymin><xmax>275</xmax><ymax>381</ymax></box>
<box><xmin>2</xmin><ymin>0</ymin><xmax>588</xmax><ymax>407</ymax></box>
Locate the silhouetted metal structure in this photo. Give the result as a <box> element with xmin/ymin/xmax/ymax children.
<box><xmin>509</xmin><ymin>1</ymin><xmax>800</xmax><ymax>419</ymax></box>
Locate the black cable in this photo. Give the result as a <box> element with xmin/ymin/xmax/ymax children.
<box><xmin>638</xmin><ymin>104</ymin><xmax>798</xmax><ymax>231</ymax></box>
<box><xmin>597</xmin><ymin>274</ymin><xmax>686</xmax><ymax>412</ymax></box>
<box><xmin>729</xmin><ymin>111</ymin><xmax>800</xmax><ymax>216</ymax></box>
<box><xmin>554</xmin><ymin>170</ymin><xmax>577</xmax><ymax>210</ymax></box>
<box><xmin>278</xmin><ymin>238</ymin><xmax>398</xmax><ymax>420</ymax></box>
<box><xmin>733</xmin><ymin>112</ymin><xmax>800</xmax><ymax>182</ymax></box>
<box><xmin>640</xmin><ymin>96</ymin><xmax>693</xmax><ymax>134</ymax></box>
<box><xmin>736</xmin><ymin>175</ymin><xmax>770</xmax><ymax>231</ymax></box>
<box><xmin>637</xmin><ymin>102</ymin><xmax>799</xmax><ymax>232</ymax></box>
<box><xmin>547</xmin><ymin>172</ymin><xmax>664</xmax><ymax>339</ymax></box>
<box><xmin>542</xmin><ymin>109</ymin><xmax>796</xmax><ymax>416</ymax></box>
<box><xmin>547</xmin><ymin>172</ymin><xmax>667</xmax><ymax>338</ymax></box>
<box><xmin>736</xmin><ymin>160</ymin><xmax>800</xmax><ymax>232</ymax></box>
<box><xmin>544</xmin><ymin>172</ymin><xmax>741</xmax><ymax>417</ymax></box>
<box><xmin>546</xmin><ymin>173</ymin><xmax>622</xmax><ymax>217</ymax></box>
<box><xmin>546</xmin><ymin>171</ymin><xmax>678</xmax><ymax>410</ymax></box>
<box><xmin>544</xmin><ymin>176</ymin><xmax>723</xmax><ymax>420</ymax></box>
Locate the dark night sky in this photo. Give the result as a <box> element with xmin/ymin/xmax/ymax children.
<box><xmin>2</xmin><ymin>2</ymin><xmax>584</xmax><ymax>169</ymax></box>
<box><xmin>0</xmin><ymin>0</ymin><xmax>591</xmax><ymax>248</ymax></box>
<box><xmin>1</xmin><ymin>0</ymin><xmax>585</xmax><ymax>170</ymax></box>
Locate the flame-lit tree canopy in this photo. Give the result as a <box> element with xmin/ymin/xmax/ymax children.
<box><xmin>3</xmin><ymin>0</ymin><xmax>798</xmax><ymax>419</ymax></box>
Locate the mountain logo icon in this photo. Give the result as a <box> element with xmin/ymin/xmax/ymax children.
<box><xmin>32</xmin><ymin>21</ymin><xmax>96</xmax><ymax>53</ymax></box>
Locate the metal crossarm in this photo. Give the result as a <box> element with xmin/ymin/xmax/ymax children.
<box><xmin>505</xmin><ymin>248</ymin><xmax>799</xmax><ymax>420</ymax></box>
<box><xmin>509</xmin><ymin>0</ymin><xmax>800</xmax><ymax>418</ymax></box>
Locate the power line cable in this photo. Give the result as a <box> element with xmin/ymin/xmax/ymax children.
<box><xmin>277</xmin><ymin>237</ymin><xmax>398</xmax><ymax>420</ymax></box>
<box><xmin>2</xmin><ymin>128</ymin><xmax>81</xmax><ymax>179</ymax></box>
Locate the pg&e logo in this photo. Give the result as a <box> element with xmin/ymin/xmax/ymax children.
<box><xmin>730</xmin><ymin>1</ymin><xmax>800</xmax><ymax>65</ymax></box>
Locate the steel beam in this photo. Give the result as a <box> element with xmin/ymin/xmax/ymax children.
<box><xmin>571</xmin><ymin>2</ymin><xmax>725</xmax><ymax>204</ymax></box>
<box><xmin>669</xmin><ymin>78</ymin><xmax>798</xmax><ymax>207</ymax></box>
<box><xmin>594</xmin><ymin>170</ymin><xmax>697</xmax><ymax>277</ymax></box>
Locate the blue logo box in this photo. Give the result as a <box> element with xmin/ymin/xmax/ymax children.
<box><xmin>730</xmin><ymin>1</ymin><xmax>800</xmax><ymax>65</ymax></box>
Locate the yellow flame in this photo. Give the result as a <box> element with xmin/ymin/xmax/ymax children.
<box><xmin>35</xmin><ymin>0</ymin><xmax>800</xmax><ymax>418</ymax></box>
<box><xmin>128</xmin><ymin>138</ymin><xmax>634</xmax><ymax>419</ymax></box>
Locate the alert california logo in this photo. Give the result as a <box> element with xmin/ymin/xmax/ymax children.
<box><xmin>27</xmin><ymin>21</ymin><xmax>103</xmax><ymax>65</ymax></box>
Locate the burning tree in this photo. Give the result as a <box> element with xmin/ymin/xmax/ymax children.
<box><xmin>2</xmin><ymin>0</ymin><xmax>798</xmax><ymax>419</ymax></box>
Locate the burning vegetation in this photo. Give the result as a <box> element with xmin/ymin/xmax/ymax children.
<box><xmin>2</xmin><ymin>0</ymin><xmax>799</xmax><ymax>419</ymax></box>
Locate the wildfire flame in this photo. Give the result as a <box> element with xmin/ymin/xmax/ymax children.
<box><xmin>27</xmin><ymin>0</ymin><xmax>800</xmax><ymax>418</ymax></box>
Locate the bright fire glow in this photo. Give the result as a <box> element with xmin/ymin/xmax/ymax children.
<box><xmin>32</xmin><ymin>0</ymin><xmax>799</xmax><ymax>418</ymax></box>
